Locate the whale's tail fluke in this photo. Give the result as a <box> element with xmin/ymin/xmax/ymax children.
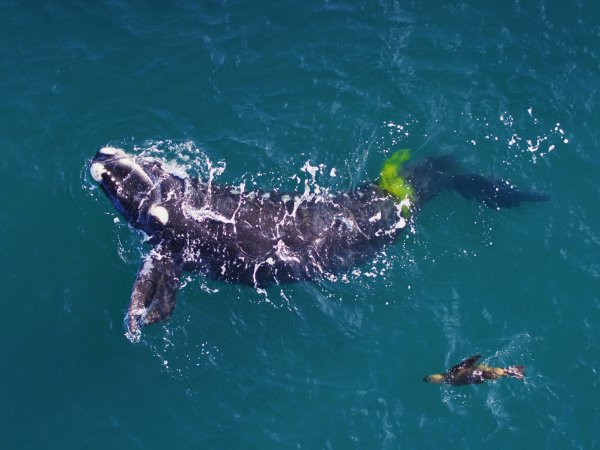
<box><xmin>451</xmin><ymin>173</ymin><xmax>549</xmax><ymax>209</ymax></box>
<box><xmin>381</xmin><ymin>151</ymin><xmax>549</xmax><ymax>210</ymax></box>
<box><xmin>504</xmin><ymin>365</ymin><xmax>526</xmax><ymax>380</ymax></box>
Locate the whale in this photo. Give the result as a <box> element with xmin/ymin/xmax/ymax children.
<box><xmin>89</xmin><ymin>146</ymin><xmax>547</xmax><ymax>341</ymax></box>
<box><xmin>423</xmin><ymin>355</ymin><xmax>525</xmax><ymax>385</ymax></box>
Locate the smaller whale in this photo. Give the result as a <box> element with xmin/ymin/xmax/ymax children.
<box><xmin>423</xmin><ymin>355</ymin><xmax>525</xmax><ymax>385</ymax></box>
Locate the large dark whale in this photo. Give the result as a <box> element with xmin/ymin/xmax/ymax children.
<box><xmin>89</xmin><ymin>146</ymin><xmax>546</xmax><ymax>341</ymax></box>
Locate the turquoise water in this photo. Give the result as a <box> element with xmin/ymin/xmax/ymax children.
<box><xmin>2</xmin><ymin>1</ymin><xmax>599</xmax><ymax>448</ymax></box>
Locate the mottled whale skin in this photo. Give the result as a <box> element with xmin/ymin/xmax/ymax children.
<box><xmin>89</xmin><ymin>147</ymin><xmax>546</xmax><ymax>341</ymax></box>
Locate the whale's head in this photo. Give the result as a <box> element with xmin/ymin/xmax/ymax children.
<box><xmin>90</xmin><ymin>147</ymin><xmax>167</xmax><ymax>226</ymax></box>
<box><xmin>422</xmin><ymin>373</ymin><xmax>445</xmax><ymax>384</ymax></box>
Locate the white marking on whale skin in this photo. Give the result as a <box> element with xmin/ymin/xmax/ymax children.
<box><xmin>90</xmin><ymin>163</ymin><xmax>106</xmax><ymax>182</ymax></box>
<box><xmin>149</xmin><ymin>205</ymin><xmax>169</xmax><ymax>225</ymax></box>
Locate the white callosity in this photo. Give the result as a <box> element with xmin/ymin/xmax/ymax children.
<box><xmin>90</xmin><ymin>163</ymin><xmax>106</xmax><ymax>182</ymax></box>
<box><xmin>149</xmin><ymin>205</ymin><xmax>169</xmax><ymax>225</ymax></box>
<box><xmin>99</xmin><ymin>146</ymin><xmax>127</xmax><ymax>156</ymax></box>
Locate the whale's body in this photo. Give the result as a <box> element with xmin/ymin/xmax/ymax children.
<box><xmin>176</xmin><ymin>182</ymin><xmax>406</xmax><ymax>285</ymax></box>
<box><xmin>89</xmin><ymin>147</ymin><xmax>546</xmax><ymax>341</ymax></box>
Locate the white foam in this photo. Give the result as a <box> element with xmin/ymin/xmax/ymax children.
<box><xmin>300</xmin><ymin>160</ymin><xmax>324</xmax><ymax>182</ymax></box>
<box><xmin>275</xmin><ymin>239</ymin><xmax>301</xmax><ymax>263</ymax></box>
<box><xmin>368</xmin><ymin>212</ymin><xmax>382</xmax><ymax>223</ymax></box>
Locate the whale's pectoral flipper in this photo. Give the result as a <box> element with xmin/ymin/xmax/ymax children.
<box><xmin>451</xmin><ymin>173</ymin><xmax>549</xmax><ymax>209</ymax></box>
<box><xmin>125</xmin><ymin>248</ymin><xmax>181</xmax><ymax>342</ymax></box>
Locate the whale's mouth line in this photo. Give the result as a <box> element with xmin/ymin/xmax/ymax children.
<box><xmin>99</xmin><ymin>183</ymin><xmax>129</xmax><ymax>219</ymax></box>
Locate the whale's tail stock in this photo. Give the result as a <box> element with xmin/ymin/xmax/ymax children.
<box><xmin>450</xmin><ymin>172</ymin><xmax>549</xmax><ymax>209</ymax></box>
<box><xmin>381</xmin><ymin>150</ymin><xmax>549</xmax><ymax>210</ymax></box>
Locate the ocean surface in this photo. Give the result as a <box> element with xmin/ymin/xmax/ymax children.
<box><xmin>2</xmin><ymin>1</ymin><xmax>599</xmax><ymax>448</ymax></box>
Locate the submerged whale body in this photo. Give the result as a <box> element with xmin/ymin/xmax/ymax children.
<box><xmin>89</xmin><ymin>147</ymin><xmax>547</xmax><ymax>341</ymax></box>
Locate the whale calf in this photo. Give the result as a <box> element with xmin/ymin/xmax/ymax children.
<box><xmin>89</xmin><ymin>147</ymin><xmax>547</xmax><ymax>341</ymax></box>
<box><xmin>423</xmin><ymin>355</ymin><xmax>525</xmax><ymax>385</ymax></box>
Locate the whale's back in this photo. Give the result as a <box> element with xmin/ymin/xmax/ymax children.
<box><xmin>176</xmin><ymin>184</ymin><xmax>404</xmax><ymax>286</ymax></box>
